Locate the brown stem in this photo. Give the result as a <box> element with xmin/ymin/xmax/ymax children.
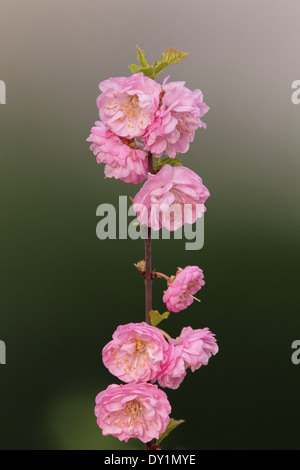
<box><xmin>145</xmin><ymin>440</ymin><xmax>161</xmax><ymax>451</ymax></box>
<box><xmin>145</xmin><ymin>152</ymin><xmax>157</xmax><ymax>451</ymax></box>
<box><xmin>145</xmin><ymin>152</ymin><xmax>154</xmax><ymax>325</ymax></box>
<box><xmin>155</xmin><ymin>272</ymin><xmax>170</xmax><ymax>282</ymax></box>
<box><xmin>145</xmin><ymin>230</ymin><xmax>152</xmax><ymax>324</ymax></box>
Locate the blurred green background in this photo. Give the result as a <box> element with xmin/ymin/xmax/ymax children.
<box><xmin>1</xmin><ymin>0</ymin><xmax>299</xmax><ymax>450</ymax></box>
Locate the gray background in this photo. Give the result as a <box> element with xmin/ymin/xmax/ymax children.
<box><xmin>1</xmin><ymin>0</ymin><xmax>299</xmax><ymax>449</ymax></box>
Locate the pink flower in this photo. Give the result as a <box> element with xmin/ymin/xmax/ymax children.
<box><xmin>163</xmin><ymin>266</ymin><xmax>205</xmax><ymax>313</ymax></box>
<box><xmin>171</xmin><ymin>326</ymin><xmax>218</xmax><ymax>372</ymax></box>
<box><xmin>97</xmin><ymin>73</ymin><xmax>161</xmax><ymax>139</ymax></box>
<box><xmin>95</xmin><ymin>383</ymin><xmax>171</xmax><ymax>443</ymax></box>
<box><xmin>142</xmin><ymin>78</ymin><xmax>209</xmax><ymax>158</ymax></box>
<box><xmin>157</xmin><ymin>344</ymin><xmax>187</xmax><ymax>390</ymax></box>
<box><xmin>87</xmin><ymin>121</ymin><xmax>148</xmax><ymax>184</ymax></box>
<box><xmin>157</xmin><ymin>327</ymin><xmax>218</xmax><ymax>389</ymax></box>
<box><xmin>133</xmin><ymin>164</ymin><xmax>210</xmax><ymax>231</ymax></box>
<box><xmin>102</xmin><ymin>322</ymin><xmax>170</xmax><ymax>383</ymax></box>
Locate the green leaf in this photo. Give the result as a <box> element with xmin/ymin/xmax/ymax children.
<box><xmin>128</xmin><ymin>64</ymin><xmax>142</xmax><ymax>74</ymax></box>
<box><xmin>128</xmin><ymin>46</ymin><xmax>151</xmax><ymax>76</ymax></box>
<box><xmin>129</xmin><ymin>65</ymin><xmax>156</xmax><ymax>79</ymax></box>
<box><xmin>149</xmin><ymin>310</ymin><xmax>170</xmax><ymax>327</ymax></box>
<box><xmin>129</xmin><ymin>47</ymin><xmax>188</xmax><ymax>79</ymax></box>
<box><xmin>153</xmin><ymin>61</ymin><xmax>169</xmax><ymax>76</ymax></box>
<box><xmin>156</xmin><ymin>418</ymin><xmax>185</xmax><ymax>446</ymax></box>
<box><xmin>138</xmin><ymin>67</ymin><xmax>156</xmax><ymax>79</ymax></box>
<box><xmin>152</xmin><ymin>48</ymin><xmax>188</xmax><ymax>78</ymax></box>
<box><xmin>136</xmin><ymin>45</ymin><xmax>149</xmax><ymax>68</ymax></box>
<box><xmin>161</xmin><ymin>48</ymin><xmax>188</xmax><ymax>66</ymax></box>
<box><xmin>156</xmin><ymin>157</ymin><xmax>183</xmax><ymax>170</ymax></box>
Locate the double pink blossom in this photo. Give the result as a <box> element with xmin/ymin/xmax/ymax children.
<box><xmin>157</xmin><ymin>327</ymin><xmax>218</xmax><ymax>389</ymax></box>
<box><xmin>163</xmin><ymin>266</ymin><xmax>205</xmax><ymax>313</ymax></box>
<box><xmin>87</xmin><ymin>121</ymin><xmax>148</xmax><ymax>184</ymax></box>
<box><xmin>95</xmin><ymin>383</ymin><xmax>171</xmax><ymax>443</ymax></box>
<box><xmin>173</xmin><ymin>326</ymin><xmax>219</xmax><ymax>372</ymax></box>
<box><xmin>102</xmin><ymin>322</ymin><xmax>170</xmax><ymax>383</ymax></box>
<box><xmin>156</xmin><ymin>344</ymin><xmax>187</xmax><ymax>390</ymax></box>
<box><xmin>133</xmin><ymin>164</ymin><xmax>210</xmax><ymax>231</ymax></box>
<box><xmin>142</xmin><ymin>78</ymin><xmax>209</xmax><ymax>158</ymax></box>
<box><xmin>97</xmin><ymin>73</ymin><xmax>161</xmax><ymax>139</ymax></box>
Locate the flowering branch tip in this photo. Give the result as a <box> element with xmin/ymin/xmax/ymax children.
<box><xmin>88</xmin><ymin>44</ymin><xmax>218</xmax><ymax>451</ymax></box>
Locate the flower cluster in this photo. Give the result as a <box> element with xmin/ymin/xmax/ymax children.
<box><xmin>99</xmin><ymin>322</ymin><xmax>217</xmax><ymax>441</ymax></box>
<box><xmin>88</xmin><ymin>73</ymin><xmax>208</xmax><ymax>171</ymax></box>
<box><xmin>89</xmin><ymin>47</ymin><xmax>218</xmax><ymax>448</ymax></box>
<box><xmin>87</xmin><ymin>69</ymin><xmax>210</xmax><ymax>231</ymax></box>
<box><xmin>103</xmin><ymin>322</ymin><xmax>217</xmax><ymax>388</ymax></box>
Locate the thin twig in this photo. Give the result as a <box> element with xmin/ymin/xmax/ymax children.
<box><xmin>145</xmin><ymin>152</ymin><xmax>154</xmax><ymax>324</ymax></box>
